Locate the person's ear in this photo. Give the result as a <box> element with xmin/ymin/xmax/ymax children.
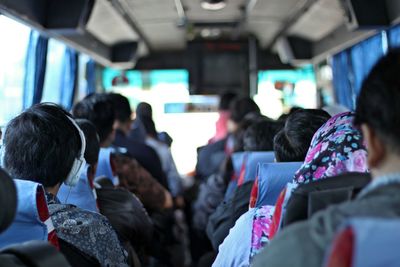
<box><xmin>361</xmin><ymin>124</ymin><xmax>386</xmax><ymax>168</ymax></box>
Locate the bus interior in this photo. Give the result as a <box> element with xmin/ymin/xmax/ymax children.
<box><xmin>0</xmin><ymin>0</ymin><xmax>399</xmax><ymax>266</ymax></box>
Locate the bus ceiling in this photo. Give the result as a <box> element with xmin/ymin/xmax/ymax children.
<box><xmin>0</xmin><ymin>0</ymin><xmax>400</xmax><ymax>69</ymax></box>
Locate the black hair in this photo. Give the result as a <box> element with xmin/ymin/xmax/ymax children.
<box><xmin>140</xmin><ymin>116</ymin><xmax>158</xmax><ymax>138</ymax></box>
<box><xmin>136</xmin><ymin>102</ymin><xmax>153</xmax><ymax>119</ymax></box>
<box><xmin>76</xmin><ymin>119</ymin><xmax>100</xmax><ymax>165</ymax></box>
<box><xmin>354</xmin><ymin>49</ymin><xmax>400</xmax><ymax>153</ymax></box>
<box><xmin>229</xmin><ymin>97</ymin><xmax>260</xmax><ymax>123</ymax></box>
<box><xmin>72</xmin><ymin>93</ymin><xmax>115</xmax><ymax>144</ymax></box>
<box><xmin>274</xmin><ymin>109</ymin><xmax>330</xmax><ymax>162</ymax></box>
<box><xmin>243</xmin><ymin>120</ymin><xmax>282</xmax><ymax>151</ymax></box>
<box><xmin>4</xmin><ymin>103</ymin><xmax>81</xmax><ymax>187</ymax></box>
<box><xmin>219</xmin><ymin>91</ymin><xmax>237</xmax><ymax>111</ymax></box>
<box><xmin>107</xmin><ymin>93</ymin><xmax>132</xmax><ymax>123</ymax></box>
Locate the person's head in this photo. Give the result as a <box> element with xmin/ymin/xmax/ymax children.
<box><xmin>228</xmin><ymin>97</ymin><xmax>260</xmax><ymax>132</ymax></box>
<box><xmin>354</xmin><ymin>49</ymin><xmax>400</xmax><ymax>177</ymax></box>
<box><xmin>294</xmin><ymin>112</ymin><xmax>368</xmax><ymax>183</ymax></box>
<box><xmin>219</xmin><ymin>91</ymin><xmax>237</xmax><ymax>111</ymax></box>
<box><xmin>136</xmin><ymin>102</ymin><xmax>153</xmax><ymax>120</ymax></box>
<box><xmin>76</xmin><ymin>119</ymin><xmax>100</xmax><ymax>180</ymax></box>
<box><xmin>140</xmin><ymin>116</ymin><xmax>158</xmax><ymax>138</ymax></box>
<box><xmin>3</xmin><ymin>103</ymin><xmax>83</xmax><ymax>193</ymax></box>
<box><xmin>274</xmin><ymin>109</ymin><xmax>331</xmax><ymax>162</ymax></box>
<box><xmin>72</xmin><ymin>93</ymin><xmax>115</xmax><ymax>147</ymax></box>
<box><xmin>107</xmin><ymin>93</ymin><xmax>133</xmax><ymax>135</ymax></box>
<box><xmin>243</xmin><ymin>120</ymin><xmax>282</xmax><ymax>152</ymax></box>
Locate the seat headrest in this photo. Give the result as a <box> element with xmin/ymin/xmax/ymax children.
<box><xmin>325</xmin><ymin>218</ymin><xmax>400</xmax><ymax>267</ymax></box>
<box><xmin>0</xmin><ymin>180</ymin><xmax>49</xmax><ymax>249</ymax></box>
<box><xmin>231</xmin><ymin>152</ymin><xmax>246</xmax><ymax>179</ymax></box>
<box><xmin>0</xmin><ymin>169</ymin><xmax>17</xmax><ymax>234</ymax></box>
<box><xmin>255</xmin><ymin>162</ymin><xmax>303</xmax><ymax>208</ymax></box>
<box><xmin>95</xmin><ymin>148</ymin><xmax>118</xmax><ymax>185</ymax></box>
<box><xmin>58</xmin><ymin>164</ymin><xmax>98</xmax><ymax>212</ymax></box>
<box><xmin>243</xmin><ymin>151</ymin><xmax>275</xmax><ymax>184</ymax></box>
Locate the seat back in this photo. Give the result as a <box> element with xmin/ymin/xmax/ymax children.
<box><xmin>241</xmin><ymin>151</ymin><xmax>275</xmax><ymax>185</ymax></box>
<box><xmin>224</xmin><ymin>152</ymin><xmax>246</xmax><ymax>200</ymax></box>
<box><xmin>325</xmin><ymin>218</ymin><xmax>400</xmax><ymax>267</ymax></box>
<box><xmin>255</xmin><ymin>162</ymin><xmax>302</xmax><ymax>207</ymax></box>
<box><xmin>58</xmin><ymin>164</ymin><xmax>98</xmax><ymax>212</ymax></box>
<box><xmin>95</xmin><ymin>148</ymin><xmax>118</xmax><ymax>185</ymax></box>
<box><xmin>0</xmin><ymin>180</ymin><xmax>57</xmax><ymax>249</ymax></box>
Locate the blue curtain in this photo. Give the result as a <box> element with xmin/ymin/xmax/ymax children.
<box><xmin>86</xmin><ymin>59</ymin><xmax>96</xmax><ymax>95</ymax></box>
<box><xmin>23</xmin><ymin>31</ymin><xmax>49</xmax><ymax>109</ymax></box>
<box><xmin>388</xmin><ymin>24</ymin><xmax>400</xmax><ymax>48</ymax></box>
<box><xmin>60</xmin><ymin>48</ymin><xmax>78</xmax><ymax>110</ymax></box>
<box><xmin>331</xmin><ymin>51</ymin><xmax>354</xmax><ymax>110</ymax></box>
<box><xmin>349</xmin><ymin>34</ymin><xmax>384</xmax><ymax>96</ymax></box>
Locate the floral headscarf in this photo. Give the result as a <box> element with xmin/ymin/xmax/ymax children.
<box><xmin>294</xmin><ymin>112</ymin><xmax>368</xmax><ymax>184</ymax></box>
<box><xmin>249</xmin><ymin>112</ymin><xmax>369</xmax><ymax>262</ymax></box>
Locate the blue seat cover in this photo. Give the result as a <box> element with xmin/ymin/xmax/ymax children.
<box><xmin>348</xmin><ymin>218</ymin><xmax>400</xmax><ymax>267</ymax></box>
<box><xmin>243</xmin><ymin>151</ymin><xmax>275</xmax><ymax>183</ymax></box>
<box><xmin>0</xmin><ymin>179</ymin><xmax>48</xmax><ymax>248</ymax></box>
<box><xmin>224</xmin><ymin>152</ymin><xmax>246</xmax><ymax>201</ymax></box>
<box><xmin>95</xmin><ymin>148</ymin><xmax>118</xmax><ymax>185</ymax></box>
<box><xmin>58</xmin><ymin>164</ymin><xmax>98</xmax><ymax>212</ymax></box>
<box><xmin>255</xmin><ymin>162</ymin><xmax>302</xmax><ymax>207</ymax></box>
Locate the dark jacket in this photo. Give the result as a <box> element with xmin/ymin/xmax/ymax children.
<box><xmin>253</xmin><ymin>182</ymin><xmax>400</xmax><ymax>267</ymax></box>
<box><xmin>114</xmin><ymin>130</ymin><xmax>168</xmax><ymax>189</ymax></box>
<box><xmin>196</xmin><ymin>138</ymin><xmax>227</xmax><ymax>181</ymax></box>
<box><xmin>206</xmin><ymin>181</ymin><xmax>253</xmax><ymax>250</ymax></box>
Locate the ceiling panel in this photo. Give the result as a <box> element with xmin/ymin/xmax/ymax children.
<box><xmin>288</xmin><ymin>0</ymin><xmax>344</xmax><ymax>41</ymax></box>
<box><xmin>183</xmin><ymin>0</ymin><xmax>246</xmax><ymax>22</ymax></box>
<box><xmin>246</xmin><ymin>20</ymin><xmax>282</xmax><ymax>47</ymax></box>
<box><xmin>249</xmin><ymin>0</ymin><xmax>304</xmax><ymax>19</ymax></box>
<box><xmin>140</xmin><ymin>22</ymin><xmax>186</xmax><ymax>51</ymax></box>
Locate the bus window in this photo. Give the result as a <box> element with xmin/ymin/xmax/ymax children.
<box><xmin>104</xmin><ymin>68</ymin><xmax>217</xmax><ymax>174</ymax></box>
<box><xmin>255</xmin><ymin>66</ymin><xmax>317</xmax><ymax>119</ymax></box>
<box><xmin>0</xmin><ymin>16</ymin><xmax>30</xmax><ymax>126</ymax></box>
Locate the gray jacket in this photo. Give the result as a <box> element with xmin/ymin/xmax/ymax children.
<box><xmin>252</xmin><ymin>182</ymin><xmax>400</xmax><ymax>267</ymax></box>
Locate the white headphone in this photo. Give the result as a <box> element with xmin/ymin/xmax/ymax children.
<box><xmin>64</xmin><ymin>116</ymin><xmax>87</xmax><ymax>187</ymax></box>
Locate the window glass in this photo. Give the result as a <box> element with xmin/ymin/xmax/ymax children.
<box><xmin>0</xmin><ymin>16</ymin><xmax>30</xmax><ymax>126</ymax></box>
<box><xmin>42</xmin><ymin>39</ymin><xmax>66</xmax><ymax>103</ymax></box>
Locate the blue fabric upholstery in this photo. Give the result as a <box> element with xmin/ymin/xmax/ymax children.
<box><xmin>349</xmin><ymin>218</ymin><xmax>400</xmax><ymax>267</ymax></box>
<box><xmin>0</xmin><ymin>180</ymin><xmax>48</xmax><ymax>248</ymax></box>
<box><xmin>224</xmin><ymin>152</ymin><xmax>246</xmax><ymax>201</ymax></box>
<box><xmin>255</xmin><ymin>162</ymin><xmax>303</xmax><ymax>207</ymax></box>
<box><xmin>58</xmin><ymin>164</ymin><xmax>98</xmax><ymax>212</ymax></box>
<box><xmin>243</xmin><ymin>151</ymin><xmax>275</xmax><ymax>183</ymax></box>
<box><xmin>95</xmin><ymin>148</ymin><xmax>118</xmax><ymax>185</ymax></box>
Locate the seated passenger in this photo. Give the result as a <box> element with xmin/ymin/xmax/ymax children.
<box><xmin>108</xmin><ymin>93</ymin><xmax>168</xmax><ymax>188</ymax></box>
<box><xmin>212</xmin><ymin>109</ymin><xmax>330</xmax><ymax>267</ymax></box>
<box><xmin>206</xmin><ymin>119</ymin><xmax>282</xmax><ymax>250</ymax></box>
<box><xmin>2</xmin><ymin>103</ymin><xmax>128</xmax><ymax>266</ymax></box>
<box><xmin>141</xmin><ymin>115</ymin><xmax>183</xmax><ymax>197</ymax></box>
<box><xmin>73</xmin><ymin>93</ymin><xmax>172</xmax><ymax>213</ymax></box>
<box><xmin>252</xmin><ymin>49</ymin><xmax>400</xmax><ymax>267</ymax></box>
<box><xmin>109</xmin><ymin>94</ymin><xmax>168</xmax><ymax>188</ymax></box>
<box><xmin>58</xmin><ymin>119</ymin><xmax>99</xmax><ymax>212</ymax></box>
<box><xmin>209</xmin><ymin>91</ymin><xmax>237</xmax><ymax>144</ymax></box>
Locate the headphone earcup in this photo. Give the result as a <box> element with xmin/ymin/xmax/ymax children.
<box><xmin>0</xmin><ymin>169</ymin><xmax>17</xmax><ymax>233</ymax></box>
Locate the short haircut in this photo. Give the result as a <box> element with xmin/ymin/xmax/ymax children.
<box><xmin>243</xmin><ymin>120</ymin><xmax>282</xmax><ymax>151</ymax></box>
<box><xmin>274</xmin><ymin>109</ymin><xmax>331</xmax><ymax>162</ymax></box>
<box><xmin>76</xmin><ymin>119</ymin><xmax>100</xmax><ymax>165</ymax></box>
<box><xmin>72</xmin><ymin>93</ymin><xmax>115</xmax><ymax>144</ymax></box>
<box><xmin>229</xmin><ymin>97</ymin><xmax>260</xmax><ymax>123</ymax></box>
<box><xmin>219</xmin><ymin>91</ymin><xmax>237</xmax><ymax>111</ymax></box>
<box><xmin>140</xmin><ymin>116</ymin><xmax>158</xmax><ymax>137</ymax></box>
<box><xmin>136</xmin><ymin>102</ymin><xmax>153</xmax><ymax>119</ymax></box>
<box><xmin>108</xmin><ymin>93</ymin><xmax>132</xmax><ymax>123</ymax></box>
<box><xmin>4</xmin><ymin>103</ymin><xmax>81</xmax><ymax>187</ymax></box>
<box><xmin>354</xmin><ymin>49</ymin><xmax>400</xmax><ymax>153</ymax></box>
